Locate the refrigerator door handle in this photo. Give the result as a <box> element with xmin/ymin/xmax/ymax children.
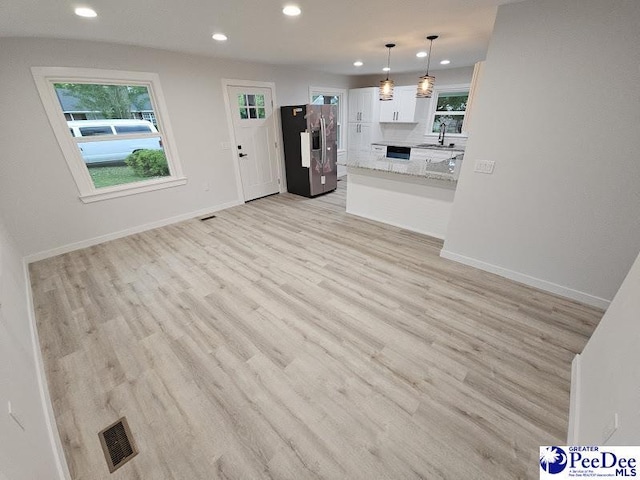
<box><xmin>320</xmin><ymin>116</ymin><xmax>326</xmax><ymax>167</ymax></box>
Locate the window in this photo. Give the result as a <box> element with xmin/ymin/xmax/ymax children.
<box><xmin>309</xmin><ymin>87</ymin><xmax>346</xmax><ymax>150</ymax></box>
<box><xmin>32</xmin><ymin>67</ymin><xmax>185</xmax><ymax>203</ymax></box>
<box><xmin>237</xmin><ymin>93</ymin><xmax>266</xmax><ymax>119</ymax></box>
<box><xmin>426</xmin><ymin>85</ymin><xmax>470</xmax><ymax>137</ymax></box>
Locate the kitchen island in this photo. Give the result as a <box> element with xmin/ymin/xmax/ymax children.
<box><xmin>346</xmin><ymin>144</ymin><xmax>463</xmax><ymax>239</ymax></box>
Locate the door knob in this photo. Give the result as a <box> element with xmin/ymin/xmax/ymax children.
<box><xmin>239</xmin><ymin>153</ymin><xmax>248</xmax><ymax>157</ymax></box>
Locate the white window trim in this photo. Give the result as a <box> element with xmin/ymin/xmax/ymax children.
<box><xmin>309</xmin><ymin>86</ymin><xmax>347</xmax><ymax>151</ymax></box>
<box><xmin>31</xmin><ymin>67</ymin><xmax>186</xmax><ymax>203</ymax></box>
<box><xmin>424</xmin><ymin>83</ymin><xmax>471</xmax><ymax>138</ymax></box>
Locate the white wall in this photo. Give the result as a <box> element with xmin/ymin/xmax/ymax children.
<box><xmin>347</xmin><ymin>170</ymin><xmax>456</xmax><ymax>239</ymax></box>
<box><xmin>442</xmin><ymin>0</ymin><xmax>640</xmax><ymax>307</ymax></box>
<box><xmin>0</xmin><ymin>37</ymin><xmax>352</xmax><ymax>259</ymax></box>
<box><xmin>351</xmin><ymin>67</ymin><xmax>474</xmax><ymax>147</ymax></box>
<box><xmin>571</xmin><ymin>249</ymin><xmax>640</xmax><ymax>444</ymax></box>
<box><xmin>0</xmin><ymin>214</ymin><xmax>63</xmax><ymax>479</ymax></box>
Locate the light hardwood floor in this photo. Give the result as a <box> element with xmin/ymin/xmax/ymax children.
<box><xmin>30</xmin><ymin>180</ymin><xmax>602</xmax><ymax>479</ymax></box>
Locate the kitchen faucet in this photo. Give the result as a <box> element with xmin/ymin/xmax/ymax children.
<box><xmin>438</xmin><ymin>122</ymin><xmax>447</xmax><ymax>146</ymax></box>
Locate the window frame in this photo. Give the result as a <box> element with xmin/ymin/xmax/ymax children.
<box><xmin>31</xmin><ymin>67</ymin><xmax>186</xmax><ymax>203</ymax></box>
<box><xmin>424</xmin><ymin>83</ymin><xmax>471</xmax><ymax>138</ymax></box>
<box><xmin>309</xmin><ymin>86</ymin><xmax>346</xmax><ymax>150</ymax></box>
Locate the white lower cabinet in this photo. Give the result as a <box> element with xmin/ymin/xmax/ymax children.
<box><xmin>348</xmin><ymin>122</ymin><xmax>376</xmax><ymax>163</ymax></box>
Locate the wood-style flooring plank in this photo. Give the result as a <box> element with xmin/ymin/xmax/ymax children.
<box><xmin>30</xmin><ymin>180</ymin><xmax>602</xmax><ymax>479</ymax></box>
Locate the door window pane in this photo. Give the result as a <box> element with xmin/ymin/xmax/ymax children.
<box><xmin>237</xmin><ymin>93</ymin><xmax>266</xmax><ymax>120</ymax></box>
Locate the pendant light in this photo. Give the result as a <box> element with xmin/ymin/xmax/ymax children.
<box><xmin>379</xmin><ymin>43</ymin><xmax>396</xmax><ymax>101</ymax></box>
<box><xmin>417</xmin><ymin>35</ymin><xmax>438</xmax><ymax>98</ymax></box>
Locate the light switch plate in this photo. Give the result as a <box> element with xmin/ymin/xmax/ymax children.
<box><xmin>321</xmin><ymin>176</ymin><xmax>326</xmax><ymax>185</ymax></box>
<box><xmin>474</xmin><ymin>160</ymin><xmax>495</xmax><ymax>174</ymax></box>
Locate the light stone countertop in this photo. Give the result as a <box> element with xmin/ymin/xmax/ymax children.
<box><xmin>346</xmin><ymin>148</ymin><xmax>463</xmax><ymax>185</ymax></box>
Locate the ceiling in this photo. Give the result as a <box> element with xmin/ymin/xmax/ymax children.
<box><xmin>0</xmin><ymin>0</ymin><xmax>523</xmax><ymax>75</ymax></box>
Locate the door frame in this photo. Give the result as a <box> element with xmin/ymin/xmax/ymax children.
<box><xmin>221</xmin><ymin>79</ymin><xmax>283</xmax><ymax>202</ymax></box>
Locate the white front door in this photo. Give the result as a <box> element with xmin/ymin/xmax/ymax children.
<box><xmin>226</xmin><ymin>85</ymin><xmax>280</xmax><ymax>201</ymax></box>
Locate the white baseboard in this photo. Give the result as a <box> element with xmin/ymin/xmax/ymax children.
<box><xmin>439</xmin><ymin>249</ymin><xmax>610</xmax><ymax>310</ymax></box>
<box><xmin>24</xmin><ymin>199</ymin><xmax>242</xmax><ymax>263</ymax></box>
<box><xmin>346</xmin><ymin>208</ymin><xmax>445</xmax><ymax>240</ymax></box>
<box><xmin>24</xmin><ymin>262</ymin><xmax>72</xmax><ymax>479</ymax></box>
<box><xmin>568</xmin><ymin>353</ymin><xmax>582</xmax><ymax>444</ymax></box>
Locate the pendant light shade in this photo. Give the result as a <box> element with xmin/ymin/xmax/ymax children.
<box><xmin>416</xmin><ymin>35</ymin><xmax>438</xmax><ymax>98</ymax></box>
<box><xmin>379</xmin><ymin>79</ymin><xmax>394</xmax><ymax>101</ymax></box>
<box><xmin>417</xmin><ymin>74</ymin><xmax>435</xmax><ymax>98</ymax></box>
<box><xmin>379</xmin><ymin>43</ymin><xmax>396</xmax><ymax>101</ymax></box>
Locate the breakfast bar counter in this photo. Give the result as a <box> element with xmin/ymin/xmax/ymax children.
<box><xmin>345</xmin><ymin>146</ymin><xmax>464</xmax><ymax>240</ymax></box>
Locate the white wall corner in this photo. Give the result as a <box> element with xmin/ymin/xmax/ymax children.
<box><xmin>568</xmin><ymin>353</ymin><xmax>582</xmax><ymax>444</ymax></box>
<box><xmin>23</xmin><ymin>261</ymin><xmax>72</xmax><ymax>480</ymax></box>
<box><xmin>439</xmin><ymin>249</ymin><xmax>611</xmax><ymax>310</ymax></box>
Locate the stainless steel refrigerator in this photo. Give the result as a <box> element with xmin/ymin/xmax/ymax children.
<box><xmin>280</xmin><ymin>104</ymin><xmax>338</xmax><ymax>197</ymax></box>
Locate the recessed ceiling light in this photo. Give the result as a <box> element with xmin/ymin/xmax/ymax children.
<box><xmin>74</xmin><ymin>7</ymin><xmax>97</xmax><ymax>17</ymax></box>
<box><xmin>212</xmin><ymin>33</ymin><xmax>228</xmax><ymax>41</ymax></box>
<box><xmin>353</xmin><ymin>61</ymin><xmax>363</xmax><ymax>67</ymax></box>
<box><xmin>282</xmin><ymin>5</ymin><xmax>301</xmax><ymax>16</ymax></box>
<box><xmin>382</xmin><ymin>67</ymin><xmax>390</xmax><ymax>72</ymax></box>
<box><xmin>440</xmin><ymin>59</ymin><xmax>451</xmax><ymax>65</ymax></box>
<box><xmin>416</xmin><ymin>51</ymin><xmax>428</xmax><ymax>58</ymax></box>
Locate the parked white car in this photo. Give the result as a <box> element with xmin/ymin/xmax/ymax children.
<box><xmin>67</xmin><ymin>119</ymin><xmax>163</xmax><ymax>166</ymax></box>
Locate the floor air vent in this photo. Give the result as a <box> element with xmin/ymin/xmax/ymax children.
<box><xmin>98</xmin><ymin>417</ymin><xmax>138</xmax><ymax>473</ymax></box>
<box><xmin>200</xmin><ymin>214</ymin><xmax>217</xmax><ymax>221</ymax></box>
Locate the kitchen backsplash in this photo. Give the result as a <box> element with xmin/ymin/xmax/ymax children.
<box><xmin>379</xmin><ymin>120</ymin><xmax>468</xmax><ymax>148</ymax></box>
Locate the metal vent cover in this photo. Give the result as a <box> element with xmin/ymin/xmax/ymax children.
<box><xmin>98</xmin><ymin>417</ymin><xmax>138</xmax><ymax>473</ymax></box>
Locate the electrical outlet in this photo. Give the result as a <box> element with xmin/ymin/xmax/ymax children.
<box><xmin>8</xmin><ymin>401</ymin><xmax>25</xmax><ymax>431</ymax></box>
<box><xmin>602</xmin><ymin>413</ymin><xmax>619</xmax><ymax>444</ymax></box>
<box><xmin>474</xmin><ymin>160</ymin><xmax>495</xmax><ymax>174</ymax></box>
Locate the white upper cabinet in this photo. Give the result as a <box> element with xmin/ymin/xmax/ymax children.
<box><xmin>379</xmin><ymin>85</ymin><xmax>425</xmax><ymax>123</ymax></box>
<box><xmin>348</xmin><ymin>88</ymin><xmax>377</xmax><ymax>123</ymax></box>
